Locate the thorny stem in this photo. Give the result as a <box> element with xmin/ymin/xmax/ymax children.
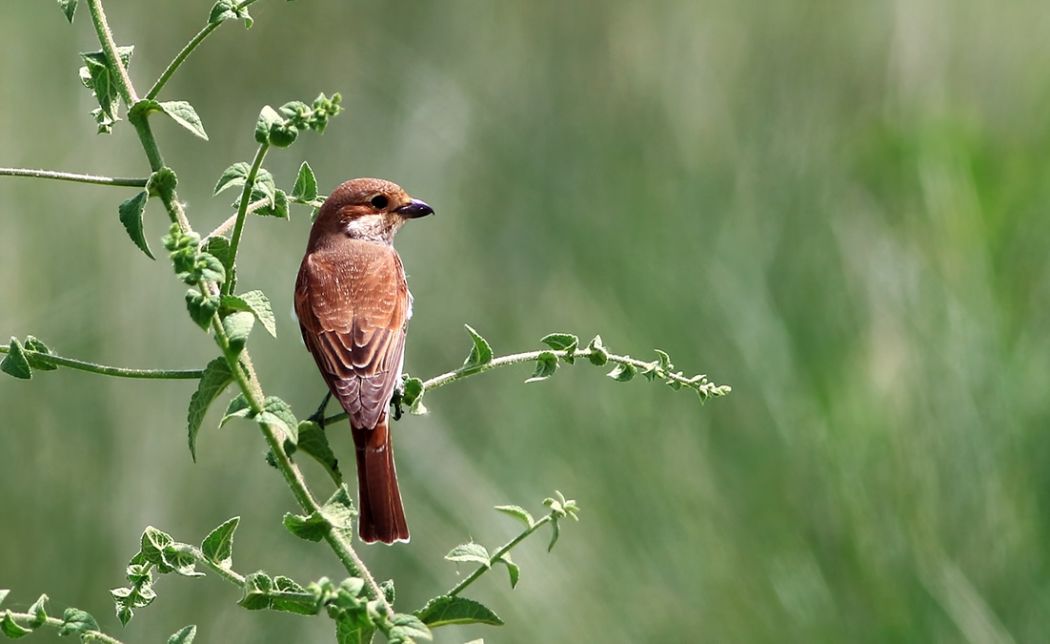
<box><xmin>84</xmin><ymin>0</ymin><xmax>393</xmax><ymax>616</ymax></box>
<box><xmin>0</xmin><ymin>167</ymin><xmax>146</xmax><ymax>187</ymax></box>
<box><xmin>3</xmin><ymin>612</ymin><xmax>123</xmax><ymax>644</ymax></box>
<box><xmin>446</xmin><ymin>514</ymin><xmax>553</xmax><ymax>598</ymax></box>
<box><xmin>0</xmin><ymin>344</ymin><xmax>202</xmax><ymax>379</ymax></box>
<box><xmin>223</xmin><ymin>143</ymin><xmax>270</xmax><ymax>295</ymax></box>
<box><xmin>324</xmin><ymin>347</ymin><xmax>731</xmax><ymax>425</ymax></box>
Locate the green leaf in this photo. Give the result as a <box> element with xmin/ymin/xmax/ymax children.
<box><xmin>654</xmin><ymin>349</ymin><xmax>673</xmax><ymax>372</ymax></box>
<box><xmin>259</xmin><ymin>396</ymin><xmax>298</xmax><ymax>443</ymax></box>
<box><xmin>222</xmin><ymin>311</ymin><xmax>255</xmax><ymax>353</ymax></box>
<box><xmin>497</xmin><ymin>554</ymin><xmax>520</xmax><ymax>589</ymax></box>
<box><xmin>140</xmin><ymin>526</ymin><xmax>175</xmax><ymax>569</ymax></box>
<box><xmin>416</xmin><ymin>595</ymin><xmax>503</xmax><ymax>628</ymax></box>
<box><xmin>117</xmin><ymin>191</ymin><xmax>154</xmax><ymax>259</ymax></box>
<box><xmin>586</xmin><ymin>335</ymin><xmax>609</xmax><ymax>366</ymax></box>
<box><xmin>214</xmin><ymin>162</ymin><xmax>250</xmax><ymax>195</ymax></box>
<box><xmin>291</xmin><ymin>161</ymin><xmax>318</xmax><ymax>201</ymax></box>
<box><xmin>0</xmin><ymin>590</ymin><xmax>8</xmax><ymax>606</ymax></box>
<box><xmin>157</xmin><ymin>101</ymin><xmax>209</xmax><ymax>140</ymax></box>
<box><xmin>445</xmin><ymin>542</ymin><xmax>490</xmax><ymax>567</ymax></box>
<box><xmin>185</xmin><ymin>289</ymin><xmax>219</xmax><ymax>330</ymax></box>
<box><xmin>493</xmin><ymin>505</ymin><xmax>534</xmax><ymax>529</ymax></box>
<box><xmin>197</xmin><ymin>252</ymin><xmax>226</xmax><ymax>284</ymax></box>
<box><xmin>461</xmin><ymin>324</ymin><xmax>493</xmax><ymax>370</ymax></box>
<box><xmin>269</xmin><ymin>576</ymin><xmax>321</xmax><ymax>615</ymax></box>
<box><xmin>201</xmin><ymin>516</ymin><xmax>239</xmax><ymax>569</ymax></box>
<box><xmin>221</xmin><ymin>290</ymin><xmax>277</xmax><ymax>337</ymax></box>
<box><xmin>388</xmin><ymin>613</ymin><xmax>433</xmax><ymax>642</ymax></box>
<box><xmin>547</xmin><ymin>517</ymin><xmax>561</xmax><ymax>552</ymax></box>
<box><xmin>320</xmin><ymin>484</ymin><xmax>357</xmax><ymax>531</ymax></box>
<box><xmin>297</xmin><ymin>420</ymin><xmax>341</xmax><ymax>483</ymax></box>
<box><xmin>187</xmin><ymin>358</ymin><xmax>233</xmax><ymax>461</ymax></box>
<box><xmin>380</xmin><ymin>580</ymin><xmax>396</xmax><ymax>604</ymax></box>
<box><xmin>209</xmin><ymin>0</ymin><xmax>252</xmax><ymax>28</ymax></box>
<box><xmin>22</xmin><ymin>336</ymin><xmax>57</xmax><ymax>371</ymax></box>
<box><xmin>283</xmin><ymin>511</ymin><xmax>328</xmax><ymax>542</ymax></box>
<box><xmin>524</xmin><ymin>351</ymin><xmax>558</xmax><ymax>383</ymax></box>
<box><xmin>1</xmin><ymin>611</ymin><xmax>30</xmax><ymax>638</ymax></box>
<box><xmin>2</xmin><ymin>338</ymin><xmax>32</xmax><ymax>379</ymax></box>
<box><xmin>79</xmin><ymin>47</ymin><xmax>133</xmax><ymax>134</ymax></box>
<box><xmin>541</xmin><ymin>333</ymin><xmax>578</xmax><ymax>360</ymax></box>
<box><xmin>607</xmin><ymin>362</ymin><xmax>637</xmax><ymax>382</ymax></box>
<box><xmin>336</xmin><ymin>613</ymin><xmax>376</xmax><ymax>644</ymax></box>
<box><xmin>58</xmin><ymin>608</ymin><xmax>100</xmax><ymax>636</ymax></box>
<box><xmin>219</xmin><ymin>394</ymin><xmax>252</xmax><ymax>427</ymax></box>
<box><xmin>239</xmin><ymin>571</ymin><xmax>274</xmax><ymax>610</ymax></box>
<box><xmin>203</xmin><ymin>236</ymin><xmax>232</xmax><ymax>272</ymax></box>
<box><xmin>255</xmin><ymin>106</ymin><xmax>282</xmax><ymax>145</ymax></box>
<box><xmin>57</xmin><ymin>0</ymin><xmax>77</xmax><ymax>23</ymax></box>
<box><xmin>167</xmin><ymin>625</ymin><xmax>197</xmax><ymax>644</ymax></box>
<box><xmin>26</xmin><ymin>595</ymin><xmax>47</xmax><ymax>628</ymax></box>
<box><xmin>147</xmin><ymin>166</ymin><xmax>178</xmax><ymax>200</ymax></box>
<box><xmin>161</xmin><ymin>545</ymin><xmax>204</xmax><ymax>577</ymax></box>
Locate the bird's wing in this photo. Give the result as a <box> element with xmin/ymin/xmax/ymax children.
<box><xmin>295</xmin><ymin>241</ymin><xmax>408</xmax><ymax>430</ymax></box>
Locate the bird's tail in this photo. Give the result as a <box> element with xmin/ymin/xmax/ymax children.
<box><xmin>352</xmin><ymin>416</ymin><xmax>409</xmax><ymax>544</ymax></box>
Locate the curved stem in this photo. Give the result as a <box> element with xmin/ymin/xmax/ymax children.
<box><xmin>0</xmin><ymin>167</ymin><xmax>146</xmax><ymax>187</ymax></box>
<box><xmin>447</xmin><ymin>514</ymin><xmax>551</xmax><ymax>598</ymax></box>
<box><xmin>224</xmin><ymin>143</ymin><xmax>269</xmax><ymax>295</ymax></box>
<box><xmin>85</xmin><ymin>0</ymin><xmax>138</xmax><ymax>105</ymax></box>
<box><xmin>4</xmin><ymin>612</ymin><xmax>123</xmax><ymax>644</ymax></box>
<box><xmin>0</xmin><ymin>344</ymin><xmax>202</xmax><ymax>380</ymax></box>
<box><xmin>146</xmin><ymin>0</ymin><xmax>263</xmax><ymax>99</ymax></box>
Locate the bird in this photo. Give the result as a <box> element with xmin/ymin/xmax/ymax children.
<box><xmin>294</xmin><ymin>177</ymin><xmax>434</xmax><ymax>544</ymax></box>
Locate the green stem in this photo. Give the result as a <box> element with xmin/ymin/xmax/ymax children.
<box><xmin>174</xmin><ymin>544</ymin><xmax>248</xmax><ymax>587</ymax></box>
<box><xmin>0</xmin><ymin>167</ymin><xmax>146</xmax><ymax>187</ymax></box>
<box><xmin>447</xmin><ymin>514</ymin><xmax>553</xmax><ymax>598</ymax></box>
<box><xmin>4</xmin><ymin>612</ymin><xmax>123</xmax><ymax>644</ymax></box>
<box><xmin>85</xmin><ymin>0</ymin><xmax>138</xmax><ymax>105</ymax></box>
<box><xmin>0</xmin><ymin>344</ymin><xmax>202</xmax><ymax>379</ymax></box>
<box><xmin>146</xmin><ymin>0</ymin><xmax>262</xmax><ymax>99</ymax></box>
<box><xmin>224</xmin><ymin>143</ymin><xmax>270</xmax><ymax>295</ymax></box>
<box><xmin>324</xmin><ymin>347</ymin><xmax>730</xmax><ymax>425</ymax></box>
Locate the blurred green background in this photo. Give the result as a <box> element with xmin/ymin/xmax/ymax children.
<box><xmin>3</xmin><ymin>0</ymin><xmax>1050</xmax><ymax>641</ymax></box>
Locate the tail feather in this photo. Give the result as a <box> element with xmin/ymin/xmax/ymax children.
<box><xmin>352</xmin><ymin>416</ymin><xmax>409</xmax><ymax>544</ymax></box>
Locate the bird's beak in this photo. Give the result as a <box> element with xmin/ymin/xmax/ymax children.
<box><xmin>395</xmin><ymin>198</ymin><xmax>434</xmax><ymax>219</ymax></box>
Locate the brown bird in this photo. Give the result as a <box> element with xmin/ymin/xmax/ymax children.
<box><xmin>294</xmin><ymin>178</ymin><xmax>434</xmax><ymax>543</ymax></box>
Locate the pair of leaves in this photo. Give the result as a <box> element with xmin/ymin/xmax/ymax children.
<box><xmin>215</xmin><ymin>163</ymin><xmax>288</xmax><ymax>219</ymax></box>
<box><xmin>221</xmin><ymin>394</ymin><xmax>300</xmax><ymax>443</ymax></box>
<box><xmin>210</xmin><ymin>0</ymin><xmax>254</xmax><ymax>28</ymax></box>
<box><xmin>239</xmin><ymin>572</ymin><xmax>320</xmax><ymax>615</ymax></box>
<box><xmin>1</xmin><ymin>336</ymin><xmax>56</xmax><ymax>380</ymax></box>
<box><xmin>284</xmin><ymin>485</ymin><xmax>356</xmax><ymax>542</ymax></box>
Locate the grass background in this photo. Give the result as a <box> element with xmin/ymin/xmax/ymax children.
<box><xmin>3</xmin><ymin>0</ymin><xmax>1050</xmax><ymax>641</ymax></box>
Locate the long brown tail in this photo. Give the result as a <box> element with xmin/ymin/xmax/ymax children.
<box><xmin>351</xmin><ymin>415</ymin><xmax>409</xmax><ymax>544</ymax></box>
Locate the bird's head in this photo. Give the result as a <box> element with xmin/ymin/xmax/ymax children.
<box><xmin>309</xmin><ymin>177</ymin><xmax>434</xmax><ymax>246</ymax></box>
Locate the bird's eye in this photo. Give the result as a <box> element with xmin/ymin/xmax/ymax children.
<box><xmin>369</xmin><ymin>194</ymin><xmax>389</xmax><ymax>209</ymax></box>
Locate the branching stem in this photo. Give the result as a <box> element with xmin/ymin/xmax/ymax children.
<box><xmin>446</xmin><ymin>514</ymin><xmax>553</xmax><ymax>598</ymax></box>
<box><xmin>0</xmin><ymin>344</ymin><xmax>202</xmax><ymax>380</ymax></box>
<box><xmin>0</xmin><ymin>167</ymin><xmax>146</xmax><ymax>187</ymax></box>
<box><xmin>224</xmin><ymin>143</ymin><xmax>270</xmax><ymax>295</ymax></box>
<box><xmin>3</xmin><ymin>612</ymin><xmax>123</xmax><ymax>644</ymax></box>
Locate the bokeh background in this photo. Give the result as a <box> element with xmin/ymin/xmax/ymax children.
<box><xmin>3</xmin><ymin>0</ymin><xmax>1050</xmax><ymax>641</ymax></box>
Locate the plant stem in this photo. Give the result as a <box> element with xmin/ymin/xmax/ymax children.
<box><xmin>224</xmin><ymin>143</ymin><xmax>270</xmax><ymax>295</ymax></box>
<box><xmin>4</xmin><ymin>612</ymin><xmax>123</xmax><ymax>644</ymax></box>
<box><xmin>447</xmin><ymin>514</ymin><xmax>552</xmax><ymax>598</ymax></box>
<box><xmin>0</xmin><ymin>167</ymin><xmax>146</xmax><ymax>187</ymax></box>
<box><xmin>324</xmin><ymin>346</ymin><xmax>731</xmax><ymax>425</ymax></box>
<box><xmin>146</xmin><ymin>0</ymin><xmax>263</xmax><ymax>100</ymax></box>
<box><xmin>85</xmin><ymin>0</ymin><xmax>138</xmax><ymax>105</ymax></box>
<box><xmin>0</xmin><ymin>345</ymin><xmax>202</xmax><ymax>380</ymax></box>
<box><xmin>174</xmin><ymin>544</ymin><xmax>248</xmax><ymax>587</ymax></box>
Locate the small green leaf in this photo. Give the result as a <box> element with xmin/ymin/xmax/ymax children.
<box><xmin>586</xmin><ymin>335</ymin><xmax>609</xmax><ymax>366</ymax></box>
<box><xmin>203</xmin><ymin>236</ymin><xmax>232</xmax><ymax>272</ymax></box>
<box><xmin>1</xmin><ymin>611</ymin><xmax>30</xmax><ymax>638</ymax></box>
<box><xmin>461</xmin><ymin>324</ymin><xmax>493</xmax><ymax>370</ymax></box>
<box><xmin>201</xmin><ymin>516</ymin><xmax>239</xmax><ymax>568</ymax></box>
<box><xmin>147</xmin><ymin>166</ymin><xmax>178</xmax><ymax>200</ymax></box>
<box><xmin>57</xmin><ymin>0</ymin><xmax>78</xmax><ymax>22</ymax></box>
<box><xmin>297</xmin><ymin>420</ymin><xmax>341</xmax><ymax>483</ymax></box>
<box><xmin>25</xmin><ymin>595</ymin><xmax>47</xmax><ymax>628</ymax></box>
<box><xmin>221</xmin><ymin>290</ymin><xmax>277</xmax><ymax>337</ymax></box>
<box><xmin>255</xmin><ymin>106</ymin><xmax>281</xmax><ymax>145</ymax></box>
<box><xmin>214</xmin><ymin>162</ymin><xmax>250</xmax><ymax>195</ymax></box>
<box><xmin>607</xmin><ymin>362</ymin><xmax>637</xmax><ymax>382</ymax></box>
<box><xmin>291</xmin><ymin>161</ymin><xmax>318</xmax><ymax>201</ymax></box>
<box><xmin>2</xmin><ymin>338</ymin><xmax>32</xmax><ymax>379</ymax></box>
<box><xmin>79</xmin><ymin>47</ymin><xmax>133</xmax><ymax>134</ymax></box>
<box><xmin>416</xmin><ymin>595</ymin><xmax>503</xmax><ymax>628</ymax></box>
<box><xmin>0</xmin><ymin>590</ymin><xmax>8</xmax><ymax>606</ymax></box>
<box><xmin>497</xmin><ymin>555</ymin><xmax>520</xmax><ymax>589</ymax></box>
<box><xmin>209</xmin><ymin>0</ymin><xmax>252</xmax><ymax>27</ymax></box>
<box><xmin>654</xmin><ymin>349</ymin><xmax>673</xmax><ymax>372</ymax></box>
<box><xmin>239</xmin><ymin>571</ymin><xmax>274</xmax><ymax>610</ymax></box>
<box><xmin>445</xmin><ymin>542</ymin><xmax>490</xmax><ymax>567</ymax></box>
<box><xmin>58</xmin><ymin>608</ymin><xmax>100</xmax><ymax>636</ymax></box>
<box><xmin>222</xmin><ymin>311</ymin><xmax>255</xmax><ymax>353</ymax></box>
<box><xmin>269</xmin><ymin>576</ymin><xmax>321</xmax><ymax>615</ymax></box>
<box><xmin>493</xmin><ymin>505</ymin><xmax>534</xmax><ymax>529</ymax></box>
<box><xmin>22</xmin><ymin>336</ymin><xmax>57</xmax><ymax>371</ymax></box>
<box><xmin>187</xmin><ymin>358</ymin><xmax>233</xmax><ymax>461</ymax></box>
<box><xmin>219</xmin><ymin>394</ymin><xmax>252</xmax><ymax>427</ymax></box>
<box><xmin>185</xmin><ymin>289</ymin><xmax>219</xmax><ymax>330</ymax></box>
<box><xmin>400</xmin><ymin>376</ymin><xmax>426</xmax><ymax>415</ymax></box>
<box><xmin>541</xmin><ymin>333</ymin><xmax>578</xmax><ymax>353</ymax></box>
<box><xmin>283</xmin><ymin>511</ymin><xmax>328</xmax><ymax>542</ymax></box>
<box><xmin>161</xmin><ymin>545</ymin><xmax>204</xmax><ymax>577</ymax></box>
<box><xmin>336</xmin><ymin>613</ymin><xmax>376</xmax><ymax>644</ymax></box>
<box><xmin>116</xmin><ymin>191</ymin><xmax>153</xmax><ymax>259</ymax></box>
<box><xmin>259</xmin><ymin>396</ymin><xmax>298</xmax><ymax>443</ymax></box>
<box><xmin>380</xmin><ymin>580</ymin><xmax>396</xmax><ymax>604</ymax></box>
<box><xmin>524</xmin><ymin>351</ymin><xmax>558</xmax><ymax>384</ymax></box>
<box><xmin>157</xmin><ymin>101</ymin><xmax>209</xmax><ymax>140</ymax></box>
<box><xmin>139</xmin><ymin>526</ymin><xmax>175</xmax><ymax>569</ymax></box>
<box><xmin>547</xmin><ymin>517</ymin><xmax>561</xmax><ymax>552</ymax></box>
<box><xmin>388</xmin><ymin>613</ymin><xmax>433</xmax><ymax>642</ymax></box>
<box><xmin>167</xmin><ymin>625</ymin><xmax>197</xmax><ymax>644</ymax></box>
<box><xmin>320</xmin><ymin>484</ymin><xmax>357</xmax><ymax>532</ymax></box>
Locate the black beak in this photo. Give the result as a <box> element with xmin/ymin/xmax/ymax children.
<box><xmin>396</xmin><ymin>198</ymin><xmax>434</xmax><ymax>219</ymax></box>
